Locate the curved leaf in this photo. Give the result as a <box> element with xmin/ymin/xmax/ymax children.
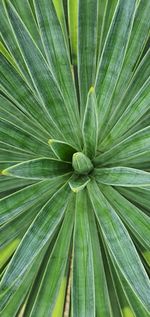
<box><xmin>0</xmin><ymin>183</ymin><xmax>71</xmax><ymax>311</ymax></box>
<box><xmin>94</xmin><ymin>126</ymin><xmax>150</xmax><ymax>167</ymax></box>
<box><xmin>2</xmin><ymin>158</ymin><xmax>72</xmax><ymax>180</ymax></box>
<box><xmin>69</xmin><ymin>174</ymin><xmax>90</xmax><ymax>193</ymax></box>
<box><xmin>94</xmin><ymin>167</ymin><xmax>150</xmax><ymax>187</ymax></box>
<box><xmin>4</xmin><ymin>0</ymin><xmax>82</xmax><ymax>149</ymax></box>
<box><xmin>48</xmin><ymin>139</ymin><xmax>76</xmax><ymax>162</ymax></box>
<box><xmin>29</xmin><ymin>196</ymin><xmax>74</xmax><ymax>317</ymax></box>
<box><xmin>0</xmin><ymin>175</ymin><xmax>70</xmax><ymax>225</ymax></box>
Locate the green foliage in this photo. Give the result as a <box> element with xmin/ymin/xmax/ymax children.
<box><xmin>0</xmin><ymin>0</ymin><xmax>150</xmax><ymax>316</ymax></box>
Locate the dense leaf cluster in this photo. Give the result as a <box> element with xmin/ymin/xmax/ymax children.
<box><xmin>0</xmin><ymin>1</ymin><xmax>150</xmax><ymax>316</ymax></box>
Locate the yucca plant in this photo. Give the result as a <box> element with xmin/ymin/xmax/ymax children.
<box><xmin>0</xmin><ymin>0</ymin><xmax>150</xmax><ymax>316</ymax></box>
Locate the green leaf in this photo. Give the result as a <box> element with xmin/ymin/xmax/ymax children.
<box><xmin>69</xmin><ymin>174</ymin><xmax>90</xmax><ymax>193</ymax></box>
<box><xmin>94</xmin><ymin>167</ymin><xmax>150</xmax><ymax>187</ymax></box>
<box><xmin>105</xmin><ymin>250</ymin><xmax>148</xmax><ymax>317</ymax></box>
<box><xmin>99</xmin><ymin>48</ymin><xmax>150</xmax><ymax>144</ymax></box>
<box><xmin>68</xmin><ymin>0</ymin><xmax>78</xmax><ymax>65</ymax></box>
<box><xmin>0</xmin><ymin>1</ymin><xmax>150</xmax><ymax>315</ymax></box>
<box><xmin>0</xmin><ymin>189</ymin><xmax>54</xmax><ymax>252</ymax></box>
<box><xmin>87</xmin><ymin>197</ymin><xmax>112</xmax><ymax>317</ymax></box>
<box><xmin>72</xmin><ymin>190</ymin><xmax>95</xmax><ymax>317</ymax></box>
<box><xmin>102</xmin><ymin>78</ymin><xmax>150</xmax><ymax>147</ymax></box>
<box><xmin>0</xmin><ymin>239</ymin><xmax>20</xmax><ymax>269</ymax></box>
<box><xmin>97</xmin><ymin>0</ymin><xmax>118</xmax><ymax>62</ymax></box>
<box><xmin>87</xmin><ymin>180</ymin><xmax>150</xmax><ymax>313</ymax></box>
<box><xmin>0</xmin><ymin>117</ymin><xmax>53</xmax><ymax>157</ymax></box>
<box><xmin>29</xmin><ymin>196</ymin><xmax>74</xmax><ymax>317</ymax></box>
<box><xmin>10</xmin><ymin>0</ymin><xmax>45</xmax><ymax>55</ymax></box>
<box><xmin>0</xmin><ymin>1</ymin><xmax>33</xmax><ymax>86</ymax></box>
<box><xmin>21</xmin><ymin>230</ymin><xmax>62</xmax><ymax>317</ymax></box>
<box><xmin>95</xmin><ymin>0</ymin><xmax>136</xmax><ymax>139</ymax></box>
<box><xmin>112</xmin><ymin>258</ymin><xmax>150</xmax><ymax>317</ymax></box>
<box><xmin>0</xmin><ymin>94</ymin><xmax>51</xmax><ymax>143</ymax></box>
<box><xmin>0</xmin><ymin>175</ymin><xmax>69</xmax><ymax>225</ymax></box>
<box><xmin>53</xmin><ymin>0</ymin><xmax>68</xmax><ymax>45</ymax></box>
<box><xmin>0</xmin><ymin>148</ymin><xmax>36</xmax><ymax>163</ymax></box>
<box><xmin>48</xmin><ymin>139</ymin><xmax>76</xmax><ymax>162</ymax></box>
<box><xmin>0</xmin><ymin>55</ymin><xmax>61</xmax><ymax>140</ymax></box>
<box><xmin>0</xmin><ymin>40</ymin><xmax>18</xmax><ymax>71</ymax></box>
<box><xmin>51</xmin><ymin>278</ymin><xmax>67</xmax><ymax>317</ymax></box>
<box><xmin>0</xmin><ymin>176</ymin><xmax>36</xmax><ymax>198</ymax></box>
<box><xmin>123</xmin><ymin>110</ymin><xmax>150</xmax><ymax>142</ymax></box>
<box><xmin>82</xmin><ymin>87</ymin><xmax>98</xmax><ymax>158</ymax></box>
<box><xmin>4</xmin><ymin>0</ymin><xmax>82</xmax><ymax>149</ymax></box>
<box><xmin>111</xmin><ymin>0</ymin><xmax>150</xmax><ymax>110</ymax></box>
<box><xmin>0</xmin><ymin>183</ymin><xmax>71</xmax><ymax>311</ymax></box>
<box><xmin>102</xmin><ymin>246</ymin><xmax>130</xmax><ymax>317</ymax></box>
<box><xmin>78</xmin><ymin>0</ymin><xmax>98</xmax><ymax>116</ymax></box>
<box><xmin>1</xmin><ymin>240</ymin><xmax>51</xmax><ymax>317</ymax></box>
<box><xmin>2</xmin><ymin>158</ymin><xmax>72</xmax><ymax>180</ymax></box>
<box><xmin>94</xmin><ymin>126</ymin><xmax>150</xmax><ymax>167</ymax></box>
<box><xmin>100</xmin><ymin>185</ymin><xmax>150</xmax><ymax>249</ymax></box>
<box><xmin>143</xmin><ymin>251</ymin><xmax>150</xmax><ymax>266</ymax></box>
<box><xmin>96</xmin><ymin>0</ymin><xmax>107</xmax><ymax>62</ymax></box>
<box><xmin>117</xmin><ymin>187</ymin><xmax>150</xmax><ymax>213</ymax></box>
<box><xmin>34</xmin><ymin>0</ymin><xmax>79</xmax><ymax>122</ymax></box>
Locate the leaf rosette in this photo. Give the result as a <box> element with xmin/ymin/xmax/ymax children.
<box><xmin>0</xmin><ymin>0</ymin><xmax>150</xmax><ymax>316</ymax></box>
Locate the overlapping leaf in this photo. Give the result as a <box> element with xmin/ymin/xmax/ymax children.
<box><xmin>0</xmin><ymin>0</ymin><xmax>150</xmax><ymax>316</ymax></box>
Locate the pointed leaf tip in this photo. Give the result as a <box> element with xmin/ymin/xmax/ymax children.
<box><xmin>89</xmin><ymin>86</ymin><xmax>95</xmax><ymax>94</ymax></box>
<box><xmin>71</xmin><ymin>187</ymin><xmax>79</xmax><ymax>193</ymax></box>
<box><xmin>48</xmin><ymin>139</ymin><xmax>55</xmax><ymax>145</ymax></box>
<box><xmin>52</xmin><ymin>277</ymin><xmax>67</xmax><ymax>317</ymax></box>
<box><xmin>1</xmin><ymin>169</ymin><xmax>10</xmax><ymax>176</ymax></box>
<box><xmin>122</xmin><ymin>307</ymin><xmax>135</xmax><ymax>317</ymax></box>
<box><xmin>69</xmin><ymin>174</ymin><xmax>90</xmax><ymax>193</ymax></box>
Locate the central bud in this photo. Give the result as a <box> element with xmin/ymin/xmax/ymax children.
<box><xmin>72</xmin><ymin>152</ymin><xmax>94</xmax><ymax>175</ymax></box>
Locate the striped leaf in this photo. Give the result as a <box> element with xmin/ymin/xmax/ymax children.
<box><xmin>99</xmin><ymin>48</ymin><xmax>150</xmax><ymax>144</ymax></box>
<box><xmin>100</xmin><ymin>185</ymin><xmax>150</xmax><ymax>249</ymax></box>
<box><xmin>94</xmin><ymin>167</ymin><xmax>150</xmax><ymax>187</ymax></box>
<box><xmin>87</xmin><ymin>197</ymin><xmax>112</xmax><ymax>317</ymax></box>
<box><xmin>0</xmin><ymin>183</ymin><xmax>71</xmax><ymax>311</ymax></box>
<box><xmin>0</xmin><ymin>175</ymin><xmax>69</xmax><ymax>225</ymax></box>
<box><xmin>72</xmin><ymin>190</ymin><xmax>95</xmax><ymax>317</ymax></box>
<box><xmin>68</xmin><ymin>0</ymin><xmax>78</xmax><ymax>65</ymax></box>
<box><xmin>0</xmin><ymin>1</ymin><xmax>149</xmax><ymax>315</ymax></box>
<box><xmin>29</xmin><ymin>196</ymin><xmax>74</xmax><ymax>317</ymax></box>
<box><xmin>34</xmin><ymin>0</ymin><xmax>79</xmax><ymax>121</ymax></box>
<box><xmin>94</xmin><ymin>126</ymin><xmax>150</xmax><ymax>167</ymax></box>
<box><xmin>1</xmin><ymin>241</ymin><xmax>51</xmax><ymax>317</ymax></box>
<box><xmin>111</xmin><ymin>0</ymin><xmax>150</xmax><ymax>110</ymax></box>
<box><xmin>88</xmin><ymin>181</ymin><xmax>150</xmax><ymax>313</ymax></box>
<box><xmin>48</xmin><ymin>139</ymin><xmax>76</xmax><ymax>162</ymax></box>
<box><xmin>102</xmin><ymin>78</ymin><xmax>150</xmax><ymax>147</ymax></box>
<box><xmin>78</xmin><ymin>0</ymin><xmax>98</xmax><ymax>116</ymax></box>
<box><xmin>95</xmin><ymin>0</ymin><xmax>136</xmax><ymax>139</ymax></box>
<box><xmin>2</xmin><ymin>158</ymin><xmax>72</xmax><ymax>180</ymax></box>
<box><xmin>82</xmin><ymin>87</ymin><xmax>98</xmax><ymax>158</ymax></box>
<box><xmin>4</xmin><ymin>0</ymin><xmax>82</xmax><ymax>149</ymax></box>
